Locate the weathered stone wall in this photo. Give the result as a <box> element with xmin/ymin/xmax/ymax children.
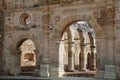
<box><xmin>4</xmin><ymin>0</ymin><xmax>94</xmax><ymax>10</ymax></box>
<box><xmin>0</xmin><ymin>0</ymin><xmax>5</xmax><ymax>75</ymax></box>
<box><xmin>3</xmin><ymin>6</ymin><xmax>44</xmax><ymax>73</ymax></box>
<box><xmin>115</xmin><ymin>0</ymin><xmax>120</xmax><ymax>78</ymax></box>
<box><xmin>3</xmin><ymin>0</ymin><xmax>106</xmax><ymax>75</ymax></box>
<box><xmin>1</xmin><ymin>0</ymin><xmax>119</xmax><ymax>79</ymax></box>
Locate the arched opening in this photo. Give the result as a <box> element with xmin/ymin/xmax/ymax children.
<box><xmin>60</xmin><ymin>21</ymin><xmax>97</xmax><ymax>77</ymax></box>
<box><xmin>20</xmin><ymin>39</ymin><xmax>36</xmax><ymax>75</ymax></box>
<box><xmin>87</xmin><ymin>52</ymin><xmax>91</xmax><ymax>70</ymax></box>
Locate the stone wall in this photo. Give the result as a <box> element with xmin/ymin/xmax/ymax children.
<box><xmin>0</xmin><ymin>0</ymin><xmax>5</xmax><ymax>75</ymax></box>
<box><xmin>115</xmin><ymin>0</ymin><xmax>120</xmax><ymax>78</ymax></box>
<box><xmin>3</xmin><ymin>2</ymin><xmax>44</xmax><ymax>74</ymax></box>
<box><xmin>4</xmin><ymin>0</ymin><xmax>95</xmax><ymax>9</ymax></box>
<box><xmin>1</xmin><ymin>0</ymin><xmax>120</xmax><ymax>79</ymax></box>
<box><xmin>3</xmin><ymin>0</ymin><xmax>106</xmax><ymax>76</ymax></box>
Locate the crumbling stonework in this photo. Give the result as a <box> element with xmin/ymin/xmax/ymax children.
<box><xmin>0</xmin><ymin>0</ymin><xmax>120</xmax><ymax>79</ymax></box>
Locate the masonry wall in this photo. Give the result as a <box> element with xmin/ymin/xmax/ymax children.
<box><xmin>115</xmin><ymin>0</ymin><xmax>120</xmax><ymax>78</ymax></box>
<box><xmin>1</xmin><ymin>0</ymin><xmax>119</xmax><ymax>79</ymax></box>
<box><xmin>3</xmin><ymin>0</ymin><xmax>107</xmax><ymax>75</ymax></box>
<box><xmin>0</xmin><ymin>0</ymin><xmax>5</xmax><ymax>75</ymax></box>
<box><xmin>3</xmin><ymin>7</ymin><xmax>44</xmax><ymax>74</ymax></box>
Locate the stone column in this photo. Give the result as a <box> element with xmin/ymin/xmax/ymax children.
<box><xmin>104</xmin><ymin>1</ymin><xmax>116</xmax><ymax>79</ymax></box>
<box><xmin>49</xmin><ymin>40</ymin><xmax>65</xmax><ymax>77</ymax></box>
<box><xmin>80</xmin><ymin>45</ymin><xmax>87</xmax><ymax>71</ymax></box>
<box><xmin>40</xmin><ymin>14</ymin><xmax>50</xmax><ymax>77</ymax></box>
<box><xmin>40</xmin><ymin>59</ymin><xmax>49</xmax><ymax>77</ymax></box>
<box><xmin>68</xmin><ymin>42</ymin><xmax>75</xmax><ymax>71</ymax></box>
<box><xmin>40</xmin><ymin>34</ymin><xmax>50</xmax><ymax>76</ymax></box>
<box><xmin>95</xmin><ymin>39</ymin><xmax>106</xmax><ymax>78</ymax></box>
<box><xmin>58</xmin><ymin>41</ymin><xmax>65</xmax><ymax>76</ymax></box>
<box><xmin>40</xmin><ymin>35</ymin><xmax>50</xmax><ymax>76</ymax></box>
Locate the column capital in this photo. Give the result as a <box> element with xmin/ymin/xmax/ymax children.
<box><xmin>90</xmin><ymin>45</ymin><xmax>96</xmax><ymax>49</ymax></box>
<box><xmin>60</xmin><ymin>40</ymin><xmax>64</xmax><ymax>44</ymax></box>
<box><xmin>80</xmin><ymin>44</ymin><xmax>87</xmax><ymax>47</ymax></box>
<box><xmin>67</xmin><ymin>42</ymin><xmax>75</xmax><ymax>44</ymax></box>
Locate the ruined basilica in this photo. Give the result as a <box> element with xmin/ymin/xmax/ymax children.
<box><xmin>0</xmin><ymin>0</ymin><xmax>120</xmax><ymax>80</ymax></box>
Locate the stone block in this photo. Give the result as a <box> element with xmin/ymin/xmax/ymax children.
<box><xmin>95</xmin><ymin>71</ymin><xmax>104</xmax><ymax>79</ymax></box>
<box><xmin>40</xmin><ymin>64</ymin><xmax>49</xmax><ymax>77</ymax></box>
<box><xmin>104</xmin><ymin>65</ymin><xmax>117</xmax><ymax>79</ymax></box>
<box><xmin>10</xmin><ymin>69</ymin><xmax>21</xmax><ymax>76</ymax></box>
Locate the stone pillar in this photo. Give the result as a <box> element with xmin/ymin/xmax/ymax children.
<box><xmin>40</xmin><ymin>37</ymin><xmax>50</xmax><ymax>76</ymax></box>
<box><xmin>104</xmin><ymin>1</ymin><xmax>117</xmax><ymax>79</ymax></box>
<box><xmin>40</xmin><ymin>34</ymin><xmax>50</xmax><ymax>77</ymax></box>
<box><xmin>40</xmin><ymin>14</ymin><xmax>50</xmax><ymax>77</ymax></box>
<box><xmin>43</xmin><ymin>22</ymin><xmax>50</xmax><ymax>59</ymax></box>
<box><xmin>91</xmin><ymin>46</ymin><xmax>96</xmax><ymax>70</ymax></box>
<box><xmin>49</xmin><ymin>40</ymin><xmax>64</xmax><ymax>77</ymax></box>
<box><xmin>40</xmin><ymin>59</ymin><xmax>49</xmax><ymax>77</ymax></box>
<box><xmin>95</xmin><ymin>39</ymin><xmax>106</xmax><ymax>78</ymax></box>
<box><xmin>58</xmin><ymin>41</ymin><xmax>65</xmax><ymax>76</ymax></box>
<box><xmin>68</xmin><ymin>42</ymin><xmax>75</xmax><ymax>71</ymax></box>
<box><xmin>81</xmin><ymin>45</ymin><xmax>87</xmax><ymax>71</ymax></box>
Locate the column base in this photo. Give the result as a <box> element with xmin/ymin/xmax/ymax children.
<box><xmin>10</xmin><ymin>69</ymin><xmax>21</xmax><ymax>76</ymax></box>
<box><xmin>81</xmin><ymin>70</ymin><xmax>87</xmax><ymax>72</ymax></box>
<box><xmin>90</xmin><ymin>67</ymin><xmax>96</xmax><ymax>71</ymax></box>
<box><xmin>117</xmin><ymin>73</ymin><xmax>120</xmax><ymax>79</ymax></box>
<box><xmin>67</xmin><ymin>68</ymin><xmax>75</xmax><ymax>72</ymax></box>
<box><xmin>40</xmin><ymin>64</ymin><xmax>49</xmax><ymax>77</ymax></box>
<box><xmin>104</xmin><ymin>65</ymin><xmax>116</xmax><ymax>79</ymax></box>
<box><xmin>50</xmin><ymin>67</ymin><xmax>64</xmax><ymax>77</ymax></box>
<box><xmin>81</xmin><ymin>68</ymin><xmax>87</xmax><ymax>72</ymax></box>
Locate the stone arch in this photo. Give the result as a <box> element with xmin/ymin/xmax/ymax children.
<box><xmin>87</xmin><ymin>52</ymin><xmax>91</xmax><ymax>69</ymax></box>
<box><xmin>50</xmin><ymin>14</ymin><xmax>105</xmax><ymax>77</ymax></box>
<box><xmin>77</xmin><ymin>28</ymin><xmax>86</xmax><ymax>45</ymax></box>
<box><xmin>9</xmin><ymin>34</ymin><xmax>39</xmax><ymax>52</ymax></box>
<box><xmin>7</xmin><ymin>34</ymin><xmax>40</xmax><ymax>75</ymax></box>
<box><xmin>66</xmin><ymin>27</ymin><xmax>74</xmax><ymax>42</ymax></box>
<box><xmin>52</xmin><ymin>14</ymin><xmax>105</xmax><ymax>40</ymax></box>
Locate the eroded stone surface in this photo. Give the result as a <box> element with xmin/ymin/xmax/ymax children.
<box><xmin>0</xmin><ymin>0</ymin><xmax>120</xmax><ymax>79</ymax></box>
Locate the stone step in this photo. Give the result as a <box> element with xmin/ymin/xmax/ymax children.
<box><xmin>0</xmin><ymin>78</ymin><xmax>51</xmax><ymax>80</ymax></box>
<box><xmin>64</xmin><ymin>73</ymin><xmax>95</xmax><ymax>77</ymax></box>
<box><xmin>0</xmin><ymin>76</ymin><xmax>51</xmax><ymax>80</ymax></box>
<box><xmin>0</xmin><ymin>76</ymin><xmax>101</xmax><ymax>80</ymax></box>
<box><xmin>19</xmin><ymin>72</ymin><xmax>35</xmax><ymax>76</ymax></box>
<box><xmin>63</xmin><ymin>71</ymin><xmax>95</xmax><ymax>77</ymax></box>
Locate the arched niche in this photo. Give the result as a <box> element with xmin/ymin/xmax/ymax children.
<box><xmin>20</xmin><ymin>39</ymin><xmax>36</xmax><ymax>72</ymax></box>
<box><xmin>20</xmin><ymin>39</ymin><xmax>36</xmax><ymax>67</ymax></box>
<box><xmin>8</xmin><ymin>34</ymin><xmax>40</xmax><ymax>75</ymax></box>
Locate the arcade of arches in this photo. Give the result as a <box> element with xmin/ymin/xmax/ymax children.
<box><xmin>0</xmin><ymin>0</ymin><xmax>120</xmax><ymax>80</ymax></box>
<box><xmin>61</xmin><ymin>21</ymin><xmax>96</xmax><ymax>72</ymax></box>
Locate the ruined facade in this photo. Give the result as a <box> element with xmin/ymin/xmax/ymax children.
<box><xmin>0</xmin><ymin>0</ymin><xmax>120</xmax><ymax>79</ymax></box>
